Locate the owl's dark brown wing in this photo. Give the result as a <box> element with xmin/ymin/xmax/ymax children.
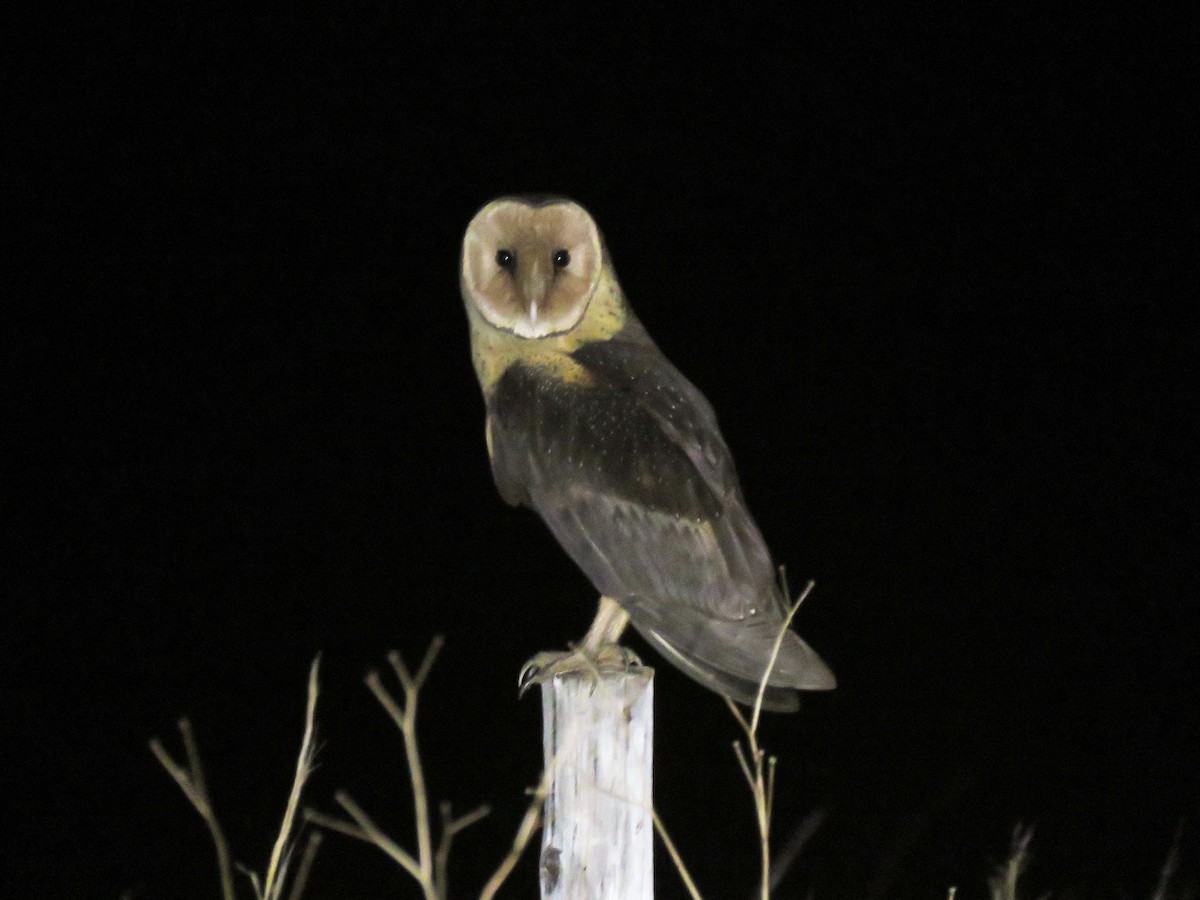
<box><xmin>486</xmin><ymin>331</ymin><xmax>834</xmax><ymax>709</ymax></box>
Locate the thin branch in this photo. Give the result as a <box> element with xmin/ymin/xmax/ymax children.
<box><xmin>365</xmin><ymin>670</ymin><xmax>407</xmax><ymax>731</ymax></box>
<box><xmin>765</xmin><ymin>756</ymin><xmax>777</xmax><ymax>827</ymax></box>
<box><xmin>263</xmin><ymin>656</ymin><xmax>321</xmax><ymax>899</ymax></box>
<box><xmin>727</xmin><ymin>698</ymin><xmax>771</xmax><ymax>898</ymax></box>
<box><xmin>286</xmin><ymin>831</ymin><xmax>323</xmax><ymax>900</ymax></box>
<box><xmin>988</xmin><ymin>824</ymin><xmax>1035</xmax><ymax>900</ymax></box>
<box><xmin>317</xmin><ymin>641</ymin><xmax>490</xmax><ymax>900</ymax></box>
<box><xmin>725</xmin><ymin>698</ymin><xmax>752</xmax><ymax>737</ymax></box>
<box><xmin>479</xmin><ymin>766</ymin><xmax>555</xmax><ymax>900</ymax></box>
<box><xmin>652</xmin><ymin>808</ymin><xmax>705</xmax><ymax>900</ymax></box>
<box><xmin>303</xmin><ymin>808</ymin><xmax>373</xmax><ymax>843</ymax></box>
<box><xmin>238</xmin><ymin>863</ymin><xmax>264</xmax><ymax>898</ymax></box>
<box><xmin>436</xmin><ymin>802</ymin><xmax>490</xmax><ymax>898</ymax></box>
<box><xmin>765</xmin><ymin>809</ymin><xmax>826</xmax><ymax>895</ymax></box>
<box><xmin>412</xmin><ymin>635</ymin><xmax>446</xmax><ymax>688</ymax></box>
<box><xmin>151</xmin><ymin>658</ymin><xmax>322</xmax><ymax>900</ymax></box>
<box><xmin>1150</xmin><ymin>819</ymin><xmax>1185</xmax><ymax>900</ymax></box>
<box><xmin>149</xmin><ymin>734</ymin><xmax>204</xmax><ymax>813</ymax></box>
<box><xmin>370</xmin><ymin>636</ymin><xmax>444</xmax><ymax>898</ymax></box>
<box><xmin>752</xmin><ymin>580</ymin><xmax>815</xmax><ymax>735</ymax></box>
<box><xmin>729</xmin><ymin>734</ymin><xmax>756</xmax><ymax>792</ymax></box>
<box><xmin>180</xmin><ymin>719</ymin><xmax>209</xmax><ymax>800</ymax></box>
<box><xmin>335</xmin><ymin>790</ymin><xmax>424</xmax><ymax>882</ymax></box>
<box><xmin>149</xmin><ymin>720</ymin><xmax>236</xmax><ymax>900</ymax></box>
<box><xmin>726</xmin><ymin>580</ymin><xmax>817</xmax><ymax>900</ymax></box>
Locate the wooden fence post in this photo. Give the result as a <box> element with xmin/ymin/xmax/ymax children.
<box><xmin>539</xmin><ymin>669</ymin><xmax>655</xmax><ymax>899</ymax></box>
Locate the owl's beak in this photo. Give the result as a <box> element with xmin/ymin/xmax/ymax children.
<box><xmin>521</xmin><ymin>267</ymin><xmax>551</xmax><ymax>327</ymax></box>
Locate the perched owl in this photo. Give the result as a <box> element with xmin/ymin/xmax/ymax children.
<box><xmin>460</xmin><ymin>196</ymin><xmax>835</xmax><ymax>711</ymax></box>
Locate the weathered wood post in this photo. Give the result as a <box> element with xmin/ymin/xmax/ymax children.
<box><xmin>539</xmin><ymin>669</ymin><xmax>655</xmax><ymax>899</ymax></box>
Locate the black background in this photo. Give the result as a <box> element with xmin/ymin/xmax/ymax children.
<box><xmin>6</xmin><ymin>6</ymin><xmax>1195</xmax><ymax>898</ymax></box>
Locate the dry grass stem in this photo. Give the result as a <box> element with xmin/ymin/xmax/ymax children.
<box><xmin>240</xmin><ymin>863</ymin><xmax>265</xmax><ymax>898</ymax></box>
<box><xmin>479</xmin><ymin>760</ymin><xmax>560</xmax><ymax>900</ymax></box>
<box><xmin>335</xmin><ymin>790</ymin><xmax>424</xmax><ymax>882</ymax></box>
<box><xmin>436</xmin><ymin>801</ymin><xmax>491</xmax><ymax>898</ymax></box>
<box><xmin>734</xmin><ymin>579</ymin><xmax>817</xmax><ymax>899</ymax></box>
<box><xmin>310</xmin><ymin>639</ymin><xmax>495</xmax><ymax>900</ymax></box>
<box><xmin>333</xmin><ymin>637</ymin><xmax>445</xmax><ymax>898</ymax></box>
<box><xmin>149</xmin><ymin>719</ymin><xmax>236</xmax><ymax>900</ymax></box>
<box><xmin>988</xmin><ymin>824</ymin><xmax>1038</xmax><ymax>900</ymax></box>
<box><xmin>378</xmin><ymin>636</ymin><xmax>444</xmax><ymax>892</ymax></box>
<box><xmin>753</xmin><ymin>578</ymin><xmax>815</xmax><ymax>734</ymax></box>
<box><xmin>1150</xmin><ymin>819</ymin><xmax>1185</xmax><ymax>900</ymax></box>
<box><xmin>150</xmin><ymin>656</ymin><xmax>322</xmax><ymax>900</ymax></box>
<box><xmin>652</xmin><ymin>808</ymin><xmax>704</xmax><ymax>900</ymax></box>
<box><xmin>302</xmin><ymin>808</ymin><xmax>372</xmax><ymax>843</ymax></box>
<box><xmin>654</xmin><ymin>579</ymin><xmax>820</xmax><ymax>900</ymax></box>
<box><xmin>766</xmin><ymin>809</ymin><xmax>826</xmax><ymax>894</ymax></box>
<box><xmin>260</xmin><ymin>657</ymin><xmax>322</xmax><ymax>899</ymax></box>
<box><xmin>286</xmin><ymin>831</ymin><xmax>323</xmax><ymax>900</ymax></box>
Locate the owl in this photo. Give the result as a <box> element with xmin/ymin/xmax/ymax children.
<box><xmin>460</xmin><ymin>196</ymin><xmax>835</xmax><ymax>711</ymax></box>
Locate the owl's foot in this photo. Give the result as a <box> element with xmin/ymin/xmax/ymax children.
<box><xmin>518</xmin><ymin>643</ymin><xmax>643</xmax><ymax>698</ymax></box>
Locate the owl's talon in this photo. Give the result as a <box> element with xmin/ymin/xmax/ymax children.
<box><xmin>517</xmin><ymin>664</ymin><xmax>539</xmax><ymax>697</ymax></box>
<box><xmin>517</xmin><ymin>645</ymin><xmax>643</xmax><ymax>699</ymax></box>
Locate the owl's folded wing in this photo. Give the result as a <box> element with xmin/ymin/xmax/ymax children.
<box><xmin>486</xmin><ymin>334</ymin><xmax>834</xmax><ymax>706</ymax></box>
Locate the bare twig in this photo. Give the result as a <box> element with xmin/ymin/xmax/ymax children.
<box><xmin>734</xmin><ymin>579</ymin><xmax>817</xmax><ymax>899</ymax></box>
<box><xmin>303</xmin><ymin>808</ymin><xmax>372</xmax><ymax>843</ymax></box>
<box><xmin>753</xmin><ymin>579</ymin><xmax>815</xmax><ymax>734</ymax></box>
<box><xmin>311</xmin><ymin>639</ymin><xmax>495</xmax><ymax>900</ymax></box>
<box><xmin>654</xmin><ymin>580</ymin><xmax>822</xmax><ymax>900</ymax></box>
<box><xmin>766</xmin><ymin>809</ymin><xmax>827</xmax><ymax>895</ymax></box>
<box><xmin>730</xmin><ymin>735</ymin><xmax>756</xmax><ymax>791</ymax></box>
<box><xmin>652</xmin><ymin>808</ymin><xmax>704</xmax><ymax>900</ymax></box>
<box><xmin>479</xmin><ymin>763</ymin><xmax>557</xmax><ymax>900</ymax></box>
<box><xmin>725</xmin><ymin>695</ymin><xmax>772</xmax><ymax>899</ymax></box>
<box><xmin>286</xmin><ymin>831</ymin><xmax>323</xmax><ymax>900</ymax></box>
<box><xmin>152</xmin><ymin>658</ymin><xmax>323</xmax><ymax>900</ymax></box>
<box><xmin>239</xmin><ymin>863</ymin><xmax>264</xmax><ymax>899</ymax></box>
<box><xmin>333</xmin><ymin>638</ymin><xmax>445</xmax><ymax>899</ymax></box>
<box><xmin>988</xmin><ymin>824</ymin><xmax>1036</xmax><ymax>900</ymax></box>
<box><xmin>262</xmin><ymin>657</ymin><xmax>322</xmax><ymax>899</ymax></box>
<box><xmin>335</xmin><ymin>790</ymin><xmax>425</xmax><ymax>881</ymax></box>
<box><xmin>1150</xmin><ymin>819</ymin><xmax>1186</xmax><ymax>900</ymax></box>
<box><xmin>379</xmin><ymin>636</ymin><xmax>444</xmax><ymax>894</ymax></box>
<box><xmin>149</xmin><ymin>720</ymin><xmax>236</xmax><ymax>900</ymax></box>
<box><xmin>435</xmin><ymin>801</ymin><xmax>491</xmax><ymax>898</ymax></box>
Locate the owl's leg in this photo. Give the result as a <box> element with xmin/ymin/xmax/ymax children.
<box><xmin>581</xmin><ymin>595</ymin><xmax>631</xmax><ymax>648</ymax></box>
<box><xmin>518</xmin><ymin>596</ymin><xmax>642</xmax><ymax>697</ymax></box>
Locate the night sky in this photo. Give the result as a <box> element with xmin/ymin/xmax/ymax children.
<box><xmin>7</xmin><ymin>6</ymin><xmax>1195</xmax><ymax>899</ymax></box>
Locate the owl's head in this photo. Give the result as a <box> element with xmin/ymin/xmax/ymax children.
<box><xmin>461</xmin><ymin>197</ymin><xmax>605</xmax><ymax>339</ymax></box>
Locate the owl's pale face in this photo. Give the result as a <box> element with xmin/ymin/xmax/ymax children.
<box><xmin>462</xmin><ymin>199</ymin><xmax>603</xmax><ymax>339</ymax></box>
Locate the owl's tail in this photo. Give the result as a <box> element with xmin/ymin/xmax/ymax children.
<box><xmin>623</xmin><ymin>601</ymin><xmax>836</xmax><ymax>713</ymax></box>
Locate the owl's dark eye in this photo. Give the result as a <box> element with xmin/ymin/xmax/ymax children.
<box><xmin>496</xmin><ymin>249</ymin><xmax>515</xmax><ymax>269</ymax></box>
<box><xmin>552</xmin><ymin>249</ymin><xmax>570</xmax><ymax>269</ymax></box>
